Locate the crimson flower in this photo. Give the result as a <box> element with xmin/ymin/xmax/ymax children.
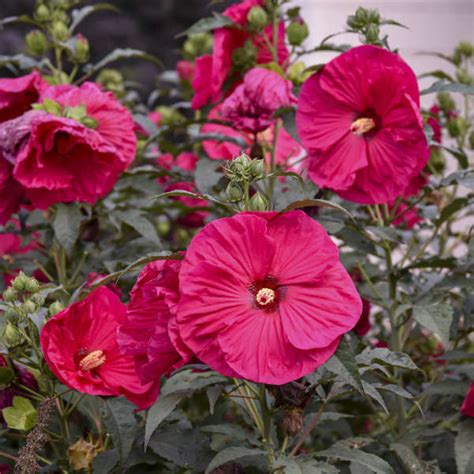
<box><xmin>296</xmin><ymin>45</ymin><xmax>429</xmax><ymax>204</ymax></box>
<box><xmin>40</xmin><ymin>287</ymin><xmax>159</xmax><ymax>409</ymax></box>
<box><xmin>117</xmin><ymin>260</ymin><xmax>192</xmax><ymax>386</ymax></box>
<box><xmin>177</xmin><ymin>211</ymin><xmax>362</xmax><ymax>384</ymax></box>
<box><xmin>461</xmin><ymin>383</ymin><xmax>474</xmax><ymax>417</ymax></box>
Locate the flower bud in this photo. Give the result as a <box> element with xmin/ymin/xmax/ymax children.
<box><xmin>287</xmin><ymin>61</ymin><xmax>312</xmax><ymax>85</ymax></box>
<box><xmin>12</xmin><ymin>272</ymin><xmax>29</xmax><ymax>292</ymax></box>
<box><xmin>365</xmin><ymin>23</ymin><xmax>380</xmax><ymax>43</ymax></box>
<box><xmin>3</xmin><ymin>287</ymin><xmax>18</xmax><ymax>303</ymax></box>
<box><xmin>49</xmin><ymin>301</ymin><xmax>64</xmax><ymax>316</ymax></box>
<box><xmin>26</xmin><ymin>30</ymin><xmax>48</xmax><ymax>56</ymax></box>
<box><xmin>30</xmin><ymin>292</ymin><xmax>45</xmax><ymax>306</ymax></box>
<box><xmin>367</xmin><ymin>9</ymin><xmax>381</xmax><ymax>23</ymax></box>
<box><xmin>51</xmin><ymin>21</ymin><xmax>70</xmax><ymax>42</ymax></box>
<box><xmin>3</xmin><ymin>323</ymin><xmax>23</xmax><ymax>348</ymax></box>
<box><xmin>4</xmin><ymin>307</ymin><xmax>19</xmax><ymax>323</ymax></box>
<box><xmin>183</xmin><ymin>33</ymin><xmax>213</xmax><ymax>59</ymax></box>
<box><xmin>281</xmin><ymin>408</ymin><xmax>304</xmax><ymax>437</ymax></box>
<box><xmin>35</xmin><ymin>4</ymin><xmax>50</xmax><ymax>22</ymax></box>
<box><xmin>250</xmin><ymin>159</ymin><xmax>265</xmax><ymax>178</ymax></box>
<box><xmin>286</xmin><ymin>20</ymin><xmax>309</xmax><ymax>46</ymax></box>
<box><xmin>456</xmin><ymin>67</ymin><xmax>473</xmax><ymax>86</ymax></box>
<box><xmin>453</xmin><ymin>41</ymin><xmax>474</xmax><ymax>66</ymax></box>
<box><xmin>355</xmin><ymin>7</ymin><xmax>369</xmax><ymax>23</ymax></box>
<box><xmin>247</xmin><ymin>6</ymin><xmax>268</xmax><ymax>31</ymax></box>
<box><xmin>429</xmin><ymin>148</ymin><xmax>445</xmax><ymax>175</ymax></box>
<box><xmin>96</xmin><ymin>69</ymin><xmax>125</xmax><ymax>95</ymax></box>
<box><xmin>249</xmin><ymin>192</ymin><xmax>269</xmax><ymax>211</ymax></box>
<box><xmin>226</xmin><ymin>182</ymin><xmax>244</xmax><ymax>202</ymax></box>
<box><xmin>437</xmin><ymin>92</ymin><xmax>455</xmax><ymax>113</ymax></box>
<box><xmin>25</xmin><ymin>278</ymin><xmax>40</xmax><ymax>293</ymax></box>
<box><xmin>156</xmin><ymin>106</ymin><xmax>184</xmax><ymax>126</ymax></box>
<box><xmin>73</xmin><ymin>34</ymin><xmax>90</xmax><ymax>63</ymax></box>
<box><xmin>232</xmin><ymin>40</ymin><xmax>257</xmax><ymax>71</ymax></box>
<box><xmin>21</xmin><ymin>300</ymin><xmax>37</xmax><ymax>315</ymax></box>
<box><xmin>447</xmin><ymin>118</ymin><xmax>461</xmax><ymax>138</ymax></box>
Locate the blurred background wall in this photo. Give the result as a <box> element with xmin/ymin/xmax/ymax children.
<box><xmin>0</xmin><ymin>0</ymin><xmax>472</xmax><ymax>98</ymax></box>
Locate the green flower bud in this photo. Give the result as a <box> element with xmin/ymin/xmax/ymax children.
<box><xmin>12</xmin><ymin>272</ymin><xmax>29</xmax><ymax>292</ymax></box>
<box><xmin>24</xmin><ymin>278</ymin><xmax>40</xmax><ymax>293</ymax></box>
<box><xmin>73</xmin><ymin>35</ymin><xmax>90</xmax><ymax>63</ymax></box>
<box><xmin>183</xmin><ymin>33</ymin><xmax>213</xmax><ymax>59</ymax></box>
<box><xmin>447</xmin><ymin>118</ymin><xmax>461</xmax><ymax>138</ymax></box>
<box><xmin>429</xmin><ymin>148</ymin><xmax>445</xmax><ymax>175</ymax></box>
<box><xmin>51</xmin><ymin>21</ymin><xmax>70</xmax><ymax>42</ymax></box>
<box><xmin>4</xmin><ymin>307</ymin><xmax>19</xmax><ymax>323</ymax></box>
<box><xmin>365</xmin><ymin>23</ymin><xmax>380</xmax><ymax>44</ymax></box>
<box><xmin>26</xmin><ymin>30</ymin><xmax>48</xmax><ymax>56</ymax></box>
<box><xmin>156</xmin><ymin>106</ymin><xmax>184</xmax><ymax>126</ymax></box>
<box><xmin>226</xmin><ymin>182</ymin><xmax>244</xmax><ymax>202</ymax></box>
<box><xmin>30</xmin><ymin>292</ymin><xmax>45</xmax><ymax>306</ymax></box>
<box><xmin>355</xmin><ymin>7</ymin><xmax>369</xmax><ymax>23</ymax></box>
<box><xmin>469</xmin><ymin>131</ymin><xmax>474</xmax><ymax>150</ymax></box>
<box><xmin>286</xmin><ymin>20</ymin><xmax>309</xmax><ymax>46</ymax></box>
<box><xmin>249</xmin><ymin>192</ymin><xmax>269</xmax><ymax>211</ymax></box>
<box><xmin>21</xmin><ymin>300</ymin><xmax>37</xmax><ymax>315</ymax></box>
<box><xmin>3</xmin><ymin>288</ymin><xmax>18</xmax><ymax>303</ymax></box>
<box><xmin>287</xmin><ymin>61</ymin><xmax>312</xmax><ymax>85</ymax></box>
<box><xmin>247</xmin><ymin>6</ymin><xmax>268</xmax><ymax>31</ymax></box>
<box><xmin>437</xmin><ymin>92</ymin><xmax>455</xmax><ymax>113</ymax></box>
<box><xmin>250</xmin><ymin>159</ymin><xmax>265</xmax><ymax>178</ymax></box>
<box><xmin>367</xmin><ymin>9</ymin><xmax>381</xmax><ymax>24</ymax></box>
<box><xmin>453</xmin><ymin>41</ymin><xmax>474</xmax><ymax>66</ymax></box>
<box><xmin>232</xmin><ymin>40</ymin><xmax>257</xmax><ymax>71</ymax></box>
<box><xmin>49</xmin><ymin>301</ymin><xmax>64</xmax><ymax>316</ymax></box>
<box><xmin>96</xmin><ymin>69</ymin><xmax>125</xmax><ymax>96</ymax></box>
<box><xmin>3</xmin><ymin>323</ymin><xmax>23</xmax><ymax>348</ymax></box>
<box><xmin>35</xmin><ymin>4</ymin><xmax>50</xmax><ymax>22</ymax></box>
<box><xmin>456</xmin><ymin>67</ymin><xmax>473</xmax><ymax>86</ymax></box>
<box><xmin>286</xmin><ymin>7</ymin><xmax>301</xmax><ymax>19</ymax></box>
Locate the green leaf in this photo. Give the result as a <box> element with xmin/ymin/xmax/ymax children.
<box><xmin>317</xmin><ymin>444</ymin><xmax>395</xmax><ymax>474</ymax></box>
<box><xmin>362</xmin><ymin>381</ymin><xmax>388</xmax><ymax>414</ymax></box>
<box><xmin>331</xmin><ymin>336</ymin><xmax>363</xmax><ymax>393</ymax></box>
<box><xmin>70</xmin><ymin>3</ymin><xmax>120</xmax><ymax>31</ymax></box>
<box><xmin>0</xmin><ymin>54</ymin><xmax>38</xmax><ymax>69</ymax></box>
<box><xmin>91</xmin><ymin>449</ymin><xmax>119</xmax><ymax>473</ymax></box>
<box><xmin>283</xmin><ymin>199</ymin><xmax>355</xmax><ymax>221</ymax></box>
<box><xmin>0</xmin><ymin>366</ymin><xmax>14</xmax><ymax>388</ymax></box>
<box><xmin>205</xmin><ymin>447</ymin><xmax>266</xmax><ymax>474</ymax></box>
<box><xmin>435</xmin><ymin>197</ymin><xmax>468</xmax><ymax>226</ymax></box>
<box><xmin>391</xmin><ymin>443</ymin><xmax>427</xmax><ymax>474</ymax></box>
<box><xmin>279</xmin><ymin>108</ymin><xmax>300</xmax><ymax>143</ymax></box>
<box><xmin>178</xmin><ymin>12</ymin><xmax>235</xmax><ymax>38</ymax></box>
<box><xmin>422</xmin><ymin>380</ymin><xmax>470</xmax><ymax>397</ymax></box>
<box><xmin>0</xmin><ymin>15</ymin><xmax>39</xmax><ymax>27</ymax></box>
<box><xmin>356</xmin><ymin>348</ymin><xmax>418</xmax><ymax>371</ymax></box>
<box><xmin>413</xmin><ymin>303</ymin><xmax>453</xmax><ymax>346</ymax></box>
<box><xmin>275</xmin><ymin>456</ymin><xmax>303</xmax><ymax>473</ymax></box>
<box><xmin>144</xmin><ymin>392</ymin><xmax>186</xmax><ymax>449</ymax></box>
<box><xmin>440</xmin><ymin>170</ymin><xmax>474</xmax><ymax>190</ymax></box>
<box><xmin>195</xmin><ymin>158</ymin><xmax>223</xmax><ymax>195</ymax></box>
<box><xmin>366</xmin><ymin>226</ymin><xmax>402</xmax><ymax>243</ymax></box>
<box><xmin>53</xmin><ymin>203</ymin><xmax>82</xmax><ymax>255</ymax></box>
<box><xmin>84</xmin><ymin>48</ymin><xmax>161</xmax><ymax>76</ymax></box>
<box><xmin>161</xmin><ymin>369</ymin><xmax>227</xmax><ymax>397</ymax></box>
<box><xmin>438</xmin><ymin>145</ymin><xmax>469</xmax><ymax>169</ymax></box>
<box><xmin>404</xmin><ymin>256</ymin><xmax>457</xmax><ymax>270</ymax></box>
<box><xmin>297</xmin><ymin>458</ymin><xmax>339</xmax><ymax>473</ymax></box>
<box><xmin>101</xmin><ymin>398</ymin><xmax>137</xmax><ymax>470</ymax></box>
<box><xmin>206</xmin><ymin>386</ymin><xmax>223</xmax><ymax>415</ymax></box>
<box><xmin>115</xmin><ymin>210</ymin><xmax>161</xmax><ymax>245</ymax></box>
<box><xmin>373</xmin><ymin>383</ymin><xmax>413</xmax><ymax>400</ymax></box>
<box><xmin>2</xmin><ymin>396</ymin><xmax>37</xmax><ymax>431</ymax></box>
<box><xmin>455</xmin><ymin>419</ymin><xmax>474</xmax><ymax>474</ymax></box>
<box><xmin>420</xmin><ymin>80</ymin><xmax>474</xmax><ymax>96</ymax></box>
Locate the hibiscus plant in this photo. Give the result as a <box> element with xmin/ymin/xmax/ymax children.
<box><xmin>0</xmin><ymin>0</ymin><xmax>473</xmax><ymax>473</ymax></box>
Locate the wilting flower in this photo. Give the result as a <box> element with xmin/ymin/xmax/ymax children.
<box><xmin>461</xmin><ymin>383</ymin><xmax>474</xmax><ymax>417</ymax></box>
<box><xmin>0</xmin><ymin>82</ymin><xmax>136</xmax><ymax>212</ymax></box>
<box><xmin>117</xmin><ymin>260</ymin><xmax>192</xmax><ymax>386</ymax></box>
<box><xmin>296</xmin><ymin>45</ymin><xmax>429</xmax><ymax>204</ymax></box>
<box><xmin>0</xmin><ymin>71</ymin><xmax>46</xmax><ymax>123</ymax></box>
<box><xmin>192</xmin><ymin>0</ymin><xmax>288</xmax><ymax>109</ymax></box>
<box><xmin>177</xmin><ymin>211</ymin><xmax>362</xmax><ymax>384</ymax></box>
<box><xmin>220</xmin><ymin>68</ymin><xmax>295</xmax><ymax>134</ymax></box>
<box><xmin>40</xmin><ymin>287</ymin><xmax>159</xmax><ymax>409</ymax></box>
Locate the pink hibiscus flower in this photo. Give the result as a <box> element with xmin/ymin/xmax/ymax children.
<box><xmin>0</xmin><ymin>82</ymin><xmax>136</xmax><ymax>210</ymax></box>
<box><xmin>0</xmin><ymin>71</ymin><xmax>46</xmax><ymax>123</ymax></box>
<box><xmin>296</xmin><ymin>45</ymin><xmax>429</xmax><ymax>204</ymax></box>
<box><xmin>191</xmin><ymin>0</ymin><xmax>288</xmax><ymax>109</ymax></box>
<box><xmin>117</xmin><ymin>260</ymin><xmax>192</xmax><ymax>386</ymax></box>
<box><xmin>40</xmin><ymin>287</ymin><xmax>159</xmax><ymax>409</ymax></box>
<box><xmin>461</xmin><ymin>383</ymin><xmax>474</xmax><ymax>417</ymax></box>
<box><xmin>177</xmin><ymin>211</ymin><xmax>362</xmax><ymax>384</ymax></box>
<box><xmin>220</xmin><ymin>68</ymin><xmax>295</xmax><ymax>134</ymax></box>
<box><xmin>177</xmin><ymin>60</ymin><xmax>195</xmax><ymax>83</ymax></box>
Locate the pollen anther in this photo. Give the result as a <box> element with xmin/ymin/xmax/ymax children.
<box><xmin>350</xmin><ymin>117</ymin><xmax>376</xmax><ymax>136</ymax></box>
<box><xmin>78</xmin><ymin>350</ymin><xmax>106</xmax><ymax>371</ymax></box>
<box><xmin>256</xmin><ymin>287</ymin><xmax>275</xmax><ymax>306</ymax></box>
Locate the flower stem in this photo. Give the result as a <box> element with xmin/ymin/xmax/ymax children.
<box><xmin>258</xmin><ymin>384</ymin><xmax>276</xmax><ymax>470</ymax></box>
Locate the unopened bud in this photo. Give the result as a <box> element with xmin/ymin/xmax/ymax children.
<box><xmin>3</xmin><ymin>288</ymin><xmax>18</xmax><ymax>303</ymax></box>
<box><xmin>287</xmin><ymin>61</ymin><xmax>311</xmax><ymax>85</ymax></box>
<box><xmin>456</xmin><ymin>67</ymin><xmax>473</xmax><ymax>86</ymax></box>
<box><xmin>232</xmin><ymin>40</ymin><xmax>257</xmax><ymax>71</ymax></box>
<box><xmin>21</xmin><ymin>300</ymin><xmax>37</xmax><ymax>315</ymax></box>
<box><xmin>156</xmin><ymin>106</ymin><xmax>184</xmax><ymax>126</ymax></box>
<box><xmin>51</xmin><ymin>21</ymin><xmax>70</xmax><ymax>42</ymax></box>
<box><xmin>35</xmin><ymin>5</ymin><xmax>50</xmax><ymax>22</ymax></box>
<box><xmin>30</xmin><ymin>292</ymin><xmax>45</xmax><ymax>306</ymax></box>
<box><xmin>453</xmin><ymin>41</ymin><xmax>474</xmax><ymax>66</ymax></box>
<box><xmin>365</xmin><ymin>23</ymin><xmax>380</xmax><ymax>44</ymax></box>
<box><xmin>367</xmin><ymin>9</ymin><xmax>381</xmax><ymax>23</ymax></box>
<box><xmin>469</xmin><ymin>131</ymin><xmax>474</xmax><ymax>150</ymax></box>
<box><xmin>96</xmin><ymin>69</ymin><xmax>124</xmax><ymax>95</ymax></box>
<box><xmin>49</xmin><ymin>301</ymin><xmax>64</xmax><ymax>316</ymax></box>
<box><xmin>249</xmin><ymin>192</ymin><xmax>269</xmax><ymax>211</ymax></box>
<box><xmin>247</xmin><ymin>6</ymin><xmax>268</xmax><ymax>31</ymax></box>
<box><xmin>250</xmin><ymin>159</ymin><xmax>265</xmax><ymax>178</ymax></box>
<box><xmin>226</xmin><ymin>182</ymin><xmax>244</xmax><ymax>202</ymax></box>
<box><xmin>3</xmin><ymin>323</ymin><xmax>23</xmax><ymax>348</ymax></box>
<box><xmin>286</xmin><ymin>20</ymin><xmax>309</xmax><ymax>46</ymax></box>
<box><xmin>437</xmin><ymin>92</ymin><xmax>455</xmax><ymax>113</ymax></box>
<box><xmin>282</xmin><ymin>408</ymin><xmax>304</xmax><ymax>437</ymax></box>
<box><xmin>73</xmin><ymin>34</ymin><xmax>90</xmax><ymax>63</ymax></box>
<box><xmin>26</xmin><ymin>30</ymin><xmax>48</xmax><ymax>56</ymax></box>
<box><xmin>183</xmin><ymin>33</ymin><xmax>213</xmax><ymax>59</ymax></box>
<box><xmin>12</xmin><ymin>272</ymin><xmax>29</xmax><ymax>292</ymax></box>
<box><xmin>25</xmin><ymin>278</ymin><xmax>40</xmax><ymax>293</ymax></box>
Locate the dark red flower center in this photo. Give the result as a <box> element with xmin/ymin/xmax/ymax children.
<box><xmin>351</xmin><ymin>109</ymin><xmax>380</xmax><ymax>137</ymax></box>
<box><xmin>249</xmin><ymin>275</ymin><xmax>280</xmax><ymax>311</ymax></box>
<box><xmin>74</xmin><ymin>347</ymin><xmax>106</xmax><ymax>372</ymax></box>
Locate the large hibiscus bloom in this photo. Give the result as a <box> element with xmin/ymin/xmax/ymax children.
<box><xmin>117</xmin><ymin>260</ymin><xmax>192</xmax><ymax>386</ymax></box>
<box><xmin>40</xmin><ymin>287</ymin><xmax>159</xmax><ymax>409</ymax></box>
<box><xmin>177</xmin><ymin>211</ymin><xmax>362</xmax><ymax>384</ymax></box>
<box><xmin>192</xmin><ymin>0</ymin><xmax>288</xmax><ymax>109</ymax></box>
<box><xmin>296</xmin><ymin>45</ymin><xmax>429</xmax><ymax>204</ymax></box>
<box><xmin>0</xmin><ymin>82</ymin><xmax>136</xmax><ymax>210</ymax></box>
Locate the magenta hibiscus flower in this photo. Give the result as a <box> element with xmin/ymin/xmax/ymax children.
<box><xmin>41</xmin><ymin>287</ymin><xmax>159</xmax><ymax>409</ymax></box>
<box><xmin>296</xmin><ymin>45</ymin><xmax>429</xmax><ymax>204</ymax></box>
<box><xmin>177</xmin><ymin>211</ymin><xmax>362</xmax><ymax>384</ymax></box>
<box><xmin>118</xmin><ymin>260</ymin><xmax>193</xmax><ymax>387</ymax></box>
<box><xmin>461</xmin><ymin>383</ymin><xmax>474</xmax><ymax>417</ymax></box>
<box><xmin>0</xmin><ymin>82</ymin><xmax>136</xmax><ymax>211</ymax></box>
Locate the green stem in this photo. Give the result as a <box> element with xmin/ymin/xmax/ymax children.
<box><xmin>259</xmin><ymin>384</ymin><xmax>276</xmax><ymax>469</ymax></box>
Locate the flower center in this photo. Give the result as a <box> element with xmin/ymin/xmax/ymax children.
<box><xmin>77</xmin><ymin>350</ymin><xmax>106</xmax><ymax>371</ymax></box>
<box><xmin>350</xmin><ymin>117</ymin><xmax>376</xmax><ymax>136</ymax></box>
<box><xmin>255</xmin><ymin>287</ymin><xmax>275</xmax><ymax>306</ymax></box>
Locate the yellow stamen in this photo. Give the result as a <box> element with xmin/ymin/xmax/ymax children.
<box><xmin>350</xmin><ymin>117</ymin><xmax>376</xmax><ymax>136</ymax></box>
<box><xmin>256</xmin><ymin>287</ymin><xmax>275</xmax><ymax>306</ymax></box>
<box><xmin>79</xmin><ymin>350</ymin><xmax>106</xmax><ymax>371</ymax></box>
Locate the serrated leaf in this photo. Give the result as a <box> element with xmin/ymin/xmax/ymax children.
<box><xmin>317</xmin><ymin>444</ymin><xmax>394</xmax><ymax>474</ymax></box>
<box><xmin>420</xmin><ymin>80</ymin><xmax>474</xmax><ymax>96</ymax></box>
<box><xmin>178</xmin><ymin>12</ymin><xmax>235</xmax><ymax>38</ymax></box>
<box><xmin>84</xmin><ymin>48</ymin><xmax>161</xmax><ymax>76</ymax></box>
<box><xmin>414</xmin><ymin>303</ymin><xmax>453</xmax><ymax>346</ymax></box>
<box><xmin>70</xmin><ymin>3</ymin><xmax>120</xmax><ymax>31</ymax></box>
<box><xmin>333</xmin><ymin>337</ymin><xmax>363</xmax><ymax>393</ymax></box>
<box><xmin>101</xmin><ymin>398</ymin><xmax>137</xmax><ymax>469</ymax></box>
<box><xmin>455</xmin><ymin>419</ymin><xmax>474</xmax><ymax>474</ymax></box>
<box><xmin>205</xmin><ymin>447</ymin><xmax>266</xmax><ymax>474</ymax></box>
<box><xmin>144</xmin><ymin>392</ymin><xmax>186</xmax><ymax>449</ymax></box>
<box><xmin>115</xmin><ymin>210</ymin><xmax>160</xmax><ymax>245</ymax></box>
<box><xmin>362</xmin><ymin>381</ymin><xmax>388</xmax><ymax>414</ymax></box>
<box><xmin>53</xmin><ymin>203</ymin><xmax>82</xmax><ymax>255</ymax></box>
